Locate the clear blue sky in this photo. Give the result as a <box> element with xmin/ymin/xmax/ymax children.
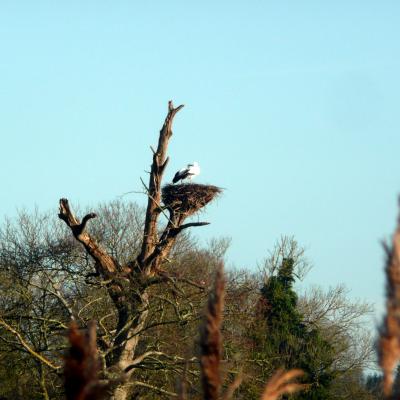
<box><xmin>1</xmin><ymin>1</ymin><xmax>399</xmax><ymax>320</ymax></box>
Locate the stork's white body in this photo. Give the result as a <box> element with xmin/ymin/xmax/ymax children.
<box><xmin>172</xmin><ymin>162</ymin><xmax>200</xmax><ymax>183</ymax></box>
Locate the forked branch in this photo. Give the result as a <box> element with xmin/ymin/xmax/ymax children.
<box><xmin>144</xmin><ymin>220</ymin><xmax>210</xmax><ymax>271</ymax></box>
<box><xmin>58</xmin><ymin>198</ymin><xmax>118</xmax><ymax>277</ymax></box>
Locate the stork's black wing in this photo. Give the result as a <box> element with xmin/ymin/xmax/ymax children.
<box><xmin>172</xmin><ymin>168</ymin><xmax>190</xmax><ymax>183</ymax></box>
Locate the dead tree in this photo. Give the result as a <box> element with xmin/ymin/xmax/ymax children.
<box><xmin>59</xmin><ymin>101</ymin><xmax>221</xmax><ymax>400</ymax></box>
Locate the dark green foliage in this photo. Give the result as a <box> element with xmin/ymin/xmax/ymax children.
<box><xmin>364</xmin><ymin>373</ymin><xmax>383</xmax><ymax>399</ymax></box>
<box><xmin>254</xmin><ymin>258</ymin><xmax>336</xmax><ymax>399</ymax></box>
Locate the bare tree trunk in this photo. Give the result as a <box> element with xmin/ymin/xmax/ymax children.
<box><xmin>59</xmin><ymin>101</ymin><xmax>214</xmax><ymax>398</ymax></box>
<box><xmin>111</xmin><ymin>386</ymin><xmax>130</xmax><ymax>400</ymax></box>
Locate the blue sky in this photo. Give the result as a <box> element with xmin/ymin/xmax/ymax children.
<box><xmin>1</xmin><ymin>1</ymin><xmax>399</xmax><ymax>321</ymax></box>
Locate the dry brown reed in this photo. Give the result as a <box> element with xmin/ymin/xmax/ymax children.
<box><xmin>162</xmin><ymin>183</ymin><xmax>222</xmax><ymax>217</ymax></box>
<box><xmin>221</xmin><ymin>373</ymin><xmax>243</xmax><ymax>400</ymax></box>
<box><xmin>64</xmin><ymin>321</ymin><xmax>106</xmax><ymax>400</ymax></box>
<box><xmin>260</xmin><ymin>369</ymin><xmax>306</xmax><ymax>400</ymax></box>
<box><xmin>379</xmin><ymin>202</ymin><xmax>400</xmax><ymax>397</ymax></box>
<box><xmin>200</xmin><ymin>262</ymin><xmax>225</xmax><ymax>400</ymax></box>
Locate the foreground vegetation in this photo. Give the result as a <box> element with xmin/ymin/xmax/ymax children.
<box><xmin>0</xmin><ymin>204</ymin><xmax>376</xmax><ymax>399</ymax></box>
<box><xmin>0</xmin><ymin>103</ymin><xmax>390</xmax><ymax>399</ymax></box>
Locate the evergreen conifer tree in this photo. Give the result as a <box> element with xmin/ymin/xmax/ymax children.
<box><xmin>253</xmin><ymin>258</ymin><xmax>336</xmax><ymax>399</ymax></box>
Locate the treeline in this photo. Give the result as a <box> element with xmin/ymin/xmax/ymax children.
<box><xmin>0</xmin><ymin>201</ymin><xmax>379</xmax><ymax>399</ymax></box>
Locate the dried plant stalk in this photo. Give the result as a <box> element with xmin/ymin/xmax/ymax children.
<box><xmin>379</xmin><ymin>202</ymin><xmax>400</xmax><ymax>397</ymax></box>
<box><xmin>200</xmin><ymin>263</ymin><xmax>225</xmax><ymax>400</ymax></box>
<box><xmin>64</xmin><ymin>321</ymin><xmax>106</xmax><ymax>400</ymax></box>
<box><xmin>221</xmin><ymin>373</ymin><xmax>243</xmax><ymax>400</ymax></box>
<box><xmin>261</xmin><ymin>369</ymin><xmax>305</xmax><ymax>400</ymax></box>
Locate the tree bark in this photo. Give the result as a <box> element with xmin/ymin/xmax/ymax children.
<box><xmin>59</xmin><ymin>101</ymin><xmax>211</xmax><ymax>399</ymax></box>
<box><xmin>137</xmin><ymin>101</ymin><xmax>184</xmax><ymax>275</ymax></box>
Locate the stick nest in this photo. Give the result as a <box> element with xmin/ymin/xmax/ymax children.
<box><xmin>162</xmin><ymin>183</ymin><xmax>222</xmax><ymax>216</ymax></box>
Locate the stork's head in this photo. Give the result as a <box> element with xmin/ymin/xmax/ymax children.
<box><xmin>189</xmin><ymin>161</ymin><xmax>199</xmax><ymax>167</ymax></box>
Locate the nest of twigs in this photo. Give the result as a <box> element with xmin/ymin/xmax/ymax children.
<box><xmin>162</xmin><ymin>183</ymin><xmax>222</xmax><ymax>216</ymax></box>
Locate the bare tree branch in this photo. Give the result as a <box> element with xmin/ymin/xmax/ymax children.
<box><xmin>137</xmin><ymin>101</ymin><xmax>184</xmax><ymax>272</ymax></box>
<box><xmin>131</xmin><ymin>380</ymin><xmax>178</xmax><ymax>397</ymax></box>
<box><xmin>139</xmin><ymin>177</ymin><xmax>176</xmax><ymax>227</ymax></box>
<box><xmin>123</xmin><ymin>351</ymin><xmax>166</xmax><ymax>373</ymax></box>
<box><xmin>0</xmin><ymin>318</ymin><xmax>60</xmax><ymax>370</ymax></box>
<box><xmin>58</xmin><ymin>198</ymin><xmax>119</xmax><ymax>278</ymax></box>
<box><xmin>144</xmin><ymin>221</ymin><xmax>210</xmax><ymax>272</ymax></box>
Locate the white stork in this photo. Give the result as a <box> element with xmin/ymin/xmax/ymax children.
<box><xmin>172</xmin><ymin>162</ymin><xmax>200</xmax><ymax>184</ymax></box>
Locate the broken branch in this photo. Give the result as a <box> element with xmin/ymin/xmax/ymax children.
<box><xmin>58</xmin><ymin>198</ymin><xmax>118</xmax><ymax>277</ymax></box>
